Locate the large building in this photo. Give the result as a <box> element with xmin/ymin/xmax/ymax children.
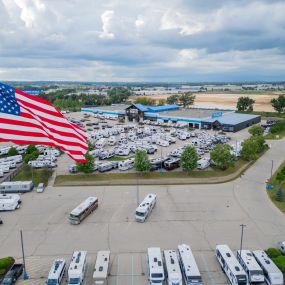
<box><xmin>81</xmin><ymin>103</ymin><xmax>261</xmax><ymax>132</ymax></box>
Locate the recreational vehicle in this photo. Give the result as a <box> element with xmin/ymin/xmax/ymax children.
<box><xmin>0</xmin><ymin>164</ymin><xmax>10</xmax><ymax>173</ymax></box>
<box><xmin>69</xmin><ymin>197</ymin><xmax>98</xmax><ymax>225</ymax></box>
<box><xmin>147</xmin><ymin>247</ymin><xmax>165</xmax><ymax>285</ymax></box>
<box><xmin>97</xmin><ymin>162</ymin><xmax>116</xmax><ymax>172</ymax></box>
<box><xmin>197</xmin><ymin>158</ymin><xmax>210</xmax><ymax>170</ymax></box>
<box><xmin>96</xmin><ymin>138</ymin><xmax>106</xmax><ymax>149</ymax></box>
<box><xmin>215</xmin><ymin>245</ymin><xmax>248</xmax><ymax>285</ymax></box>
<box><xmin>0</xmin><ymin>194</ymin><xmax>21</xmax><ymax>211</ymax></box>
<box><xmin>44</xmin><ymin>149</ymin><xmax>60</xmax><ymax>157</ymax></box>
<box><xmin>177</xmin><ymin>244</ymin><xmax>202</xmax><ymax>285</ymax></box>
<box><xmin>0</xmin><ymin>181</ymin><xmax>34</xmax><ymax>193</ymax></box>
<box><xmin>135</xmin><ymin>194</ymin><xmax>156</xmax><ymax>222</ymax></box>
<box><xmin>163</xmin><ymin>250</ymin><xmax>183</xmax><ymax>285</ymax></box>
<box><xmin>67</xmin><ymin>251</ymin><xmax>87</xmax><ymax>285</ymax></box>
<box><xmin>47</xmin><ymin>259</ymin><xmax>66</xmax><ymax>285</ymax></box>
<box><xmin>277</xmin><ymin>241</ymin><xmax>285</xmax><ymax>255</ymax></box>
<box><xmin>236</xmin><ymin>250</ymin><xmax>264</xmax><ymax>283</ymax></box>
<box><xmin>118</xmin><ymin>159</ymin><xmax>134</xmax><ymax>171</ymax></box>
<box><xmin>93</xmin><ymin>251</ymin><xmax>110</xmax><ymax>285</ymax></box>
<box><xmin>164</xmin><ymin>158</ymin><xmax>180</xmax><ymax>171</ymax></box>
<box><xmin>108</xmin><ymin>136</ymin><xmax>116</xmax><ymax>146</ymax></box>
<box><xmin>252</xmin><ymin>250</ymin><xmax>283</xmax><ymax>285</ymax></box>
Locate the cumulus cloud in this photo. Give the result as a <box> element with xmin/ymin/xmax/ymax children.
<box><xmin>0</xmin><ymin>0</ymin><xmax>285</xmax><ymax>81</ymax></box>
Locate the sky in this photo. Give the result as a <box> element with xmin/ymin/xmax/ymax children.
<box><xmin>1</xmin><ymin>0</ymin><xmax>285</xmax><ymax>82</ymax></box>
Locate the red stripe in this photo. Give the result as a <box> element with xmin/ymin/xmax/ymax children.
<box><xmin>16</xmin><ymin>89</ymin><xmax>54</xmax><ymax>107</ymax></box>
<box><xmin>0</xmin><ymin>137</ymin><xmax>55</xmax><ymax>147</ymax></box>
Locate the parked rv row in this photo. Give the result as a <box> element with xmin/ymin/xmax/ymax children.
<box><xmin>28</xmin><ymin>148</ymin><xmax>60</xmax><ymax>169</ymax></box>
<box><xmin>46</xmin><ymin>250</ymin><xmax>110</xmax><ymax>285</ymax></box>
<box><xmin>0</xmin><ymin>154</ymin><xmax>23</xmax><ymax>178</ymax></box>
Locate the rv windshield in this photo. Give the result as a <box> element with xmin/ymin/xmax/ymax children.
<box><xmin>151</xmin><ymin>273</ymin><xmax>163</xmax><ymax>278</ymax></box>
<box><xmin>69</xmin><ymin>278</ymin><xmax>80</xmax><ymax>284</ymax></box>
<box><xmin>1</xmin><ymin>277</ymin><xmax>12</xmax><ymax>284</ymax></box>
<box><xmin>188</xmin><ymin>276</ymin><xmax>202</xmax><ymax>283</ymax></box>
<box><xmin>135</xmin><ymin>211</ymin><xmax>145</xmax><ymax>217</ymax></box>
<box><xmin>47</xmin><ymin>279</ymin><xmax>57</xmax><ymax>285</ymax></box>
<box><xmin>237</xmin><ymin>275</ymin><xmax>247</xmax><ymax>285</ymax></box>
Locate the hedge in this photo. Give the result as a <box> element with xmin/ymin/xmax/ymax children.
<box><xmin>0</xmin><ymin>257</ymin><xmax>14</xmax><ymax>276</ymax></box>
<box><xmin>266</xmin><ymin>247</ymin><xmax>282</xmax><ymax>258</ymax></box>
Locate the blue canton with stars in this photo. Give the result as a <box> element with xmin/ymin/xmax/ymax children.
<box><xmin>0</xmin><ymin>83</ymin><xmax>21</xmax><ymax>116</ymax></box>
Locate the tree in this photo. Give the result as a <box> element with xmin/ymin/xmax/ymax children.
<box><xmin>7</xmin><ymin>147</ymin><xmax>19</xmax><ymax>156</ymax></box>
<box><xmin>179</xmin><ymin>92</ymin><xmax>195</xmax><ymax>108</ymax></box>
<box><xmin>26</xmin><ymin>144</ymin><xmax>38</xmax><ymax>154</ymax></box>
<box><xmin>158</xmin><ymin>99</ymin><xmax>166</xmax><ymax>106</ymax></box>
<box><xmin>236</xmin><ymin>96</ymin><xmax>255</xmax><ymax>111</ymax></box>
<box><xmin>76</xmin><ymin>152</ymin><xmax>95</xmax><ymax>173</ymax></box>
<box><xmin>88</xmin><ymin>140</ymin><xmax>95</xmax><ymax>151</ymax></box>
<box><xmin>134</xmin><ymin>149</ymin><xmax>151</xmax><ymax>173</ymax></box>
<box><xmin>271</xmin><ymin>95</ymin><xmax>285</xmax><ymax>113</ymax></box>
<box><xmin>108</xmin><ymin>87</ymin><xmax>132</xmax><ymax>104</ymax></box>
<box><xmin>181</xmin><ymin>146</ymin><xmax>198</xmax><ymax>172</ymax></box>
<box><xmin>241</xmin><ymin>138</ymin><xmax>259</xmax><ymax>161</ymax></box>
<box><xmin>134</xmin><ymin>97</ymin><xmax>156</xmax><ymax>106</ymax></box>
<box><xmin>248</xmin><ymin>125</ymin><xmax>264</xmax><ymax>136</ymax></box>
<box><xmin>24</xmin><ymin>151</ymin><xmax>39</xmax><ymax>163</ymax></box>
<box><xmin>210</xmin><ymin>144</ymin><xmax>235</xmax><ymax>170</ymax></box>
<box><xmin>167</xmin><ymin>94</ymin><xmax>180</xmax><ymax>105</ymax></box>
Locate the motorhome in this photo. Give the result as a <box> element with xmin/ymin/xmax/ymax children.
<box><xmin>215</xmin><ymin>245</ymin><xmax>248</xmax><ymax>285</ymax></box>
<box><xmin>97</xmin><ymin>162</ymin><xmax>116</xmax><ymax>173</ymax></box>
<box><xmin>0</xmin><ymin>181</ymin><xmax>34</xmax><ymax>193</ymax></box>
<box><xmin>147</xmin><ymin>247</ymin><xmax>165</xmax><ymax>285</ymax></box>
<box><xmin>44</xmin><ymin>149</ymin><xmax>60</xmax><ymax>157</ymax></box>
<box><xmin>177</xmin><ymin>244</ymin><xmax>202</xmax><ymax>285</ymax></box>
<box><xmin>277</xmin><ymin>241</ymin><xmax>285</xmax><ymax>255</ymax></box>
<box><xmin>135</xmin><ymin>194</ymin><xmax>156</xmax><ymax>222</ymax></box>
<box><xmin>96</xmin><ymin>138</ymin><xmax>106</xmax><ymax>149</ymax></box>
<box><xmin>118</xmin><ymin>159</ymin><xmax>134</xmax><ymax>171</ymax></box>
<box><xmin>67</xmin><ymin>251</ymin><xmax>87</xmax><ymax>285</ymax></box>
<box><xmin>0</xmin><ymin>194</ymin><xmax>21</xmax><ymax>211</ymax></box>
<box><xmin>163</xmin><ymin>250</ymin><xmax>183</xmax><ymax>285</ymax></box>
<box><xmin>197</xmin><ymin>158</ymin><xmax>210</xmax><ymax>170</ymax></box>
<box><xmin>164</xmin><ymin>158</ymin><xmax>180</xmax><ymax>171</ymax></box>
<box><xmin>252</xmin><ymin>250</ymin><xmax>283</xmax><ymax>285</ymax></box>
<box><xmin>108</xmin><ymin>136</ymin><xmax>116</xmax><ymax>146</ymax></box>
<box><xmin>237</xmin><ymin>250</ymin><xmax>264</xmax><ymax>283</ymax></box>
<box><xmin>69</xmin><ymin>197</ymin><xmax>98</xmax><ymax>225</ymax></box>
<box><xmin>47</xmin><ymin>259</ymin><xmax>66</xmax><ymax>285</ymax></box>
<box><xmin>0</xmin><ymin>164</ymin><xmax>10</xmax><ymax>173</ymax></box>
<box><xmin>93</xmin><ymin>251</ymin><xmax>110</xmax><ymax>285</ymax></box>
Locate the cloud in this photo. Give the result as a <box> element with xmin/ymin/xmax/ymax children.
<box><xmin>0</xmin><ymin>0</ymin><xmax>285</xmax><ymax>81</ymax></box>
<box><xmin>99</xmin><ymin>10</ymin><xmax>115</xmax><ymax>39</ymax></box>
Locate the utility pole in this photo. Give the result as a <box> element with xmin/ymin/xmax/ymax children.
<box><xmin>239</xmin><ymin>224</ymin><xmax>246</xmax><ymax>258</ymax></box>
<box><xmin>160</xmin><ymin>147</ymin><xmax>163</xmax><ymax>176</ymax></box>
<box><xmin>136</xmin><ymin>171</ymin><xmax>139</xmax><ymax>206</ymax></box>
<box><xmin>270</xmin><ymin>160</ymin><xmax>274</xmax><ymax>179</ymax></box>
<box><xmin>20</xmin><ymin>230</ymin><xmax>29</xmax><ymax>280</ymax></box>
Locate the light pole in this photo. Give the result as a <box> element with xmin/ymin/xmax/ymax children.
<box><xmin>160</xmin><ymin>147</ymin><xmax>163</xmax><ymax>176</ymax></box>
<box><xmin>20</xmin><ymin>230</ymin><xmax>29</xmax><ymax>280</ymax></box>
<box><xmin>270</xmin><ymin>160</ymin><xmax>274</xmax><ymax>179</ymax></box>
<box><xmin>239</xmin><ymin>224</ymin><xmax>246</xmax><ymax>258</ymax></box>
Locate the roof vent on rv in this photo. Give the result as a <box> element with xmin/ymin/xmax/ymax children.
<box><xmin>158</xmin><ymin>261</ymin><xmax>162</xmax><ymax>266</ymax></box>
<box><xmin>99</xmin><ymin>266</ymin><xmax>103</xmax><ymax>272</ymax></box>
<box><xmin>154</xmin><ymin>258</ymin><xmax>157</xmax><ymax>262</ymax></box>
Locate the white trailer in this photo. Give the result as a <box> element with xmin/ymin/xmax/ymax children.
<box><xmin>197</xmin><ymin>158</ymin><xmax>210</xmax><ymax>170</ymax></box>
<box><xmin>47</xmin><ymin>259</ymin><xmax>66</xmax><ymax>285</ymax></box>
<box><xmin>0</xmin><ymin>194</ymin><xmax>21</xmax><ymax>211</ymax></box>
<box><xmin>147</xmin><ymin>247</ymin><xmax>165</xmax><ymax>285</ymax></box>
<box><xmin>135</xmin><ymin>194</ymin><xmax>156</xmax><ymax>222</ymax></box>
<box><xmin>93</xmin><ymin>251</ymin><xmax>110</xmax><ymax>285</ymax></box>
<box><xmin>177</xmin><ymin>244</ymin><xmax>202</xmax><ymax>285</ymax></box>
<box><xmin>0</xmin><ymin>164</ymin><xmax>10</xmax><ymax>173</ymax></box>
<box><xmin>68</xmin><ymin>251</ymin><xmax>87</xmax><ymax>285</ymax></box>
<box><xmin>277</xmin><ymin>241</ymin><xmax>285</xmax><ymax>255</ymax></box>
<box><xmin>236</xmin><ymin>250</ymin><xmax>264</xmax><ymax>283</ymax></box>
<box><xmin>96</xmin><ymin>138</ymin><xmax>106</xmax><ymax>149</ymax></box>
<box><xmin>252</xmin><ymin>250</ymin><xmax>283</xmax><ymax>285</ymax></box>
<box><xmin>0</xmin><ymin>181</ymin><xmax>34</xmax><ymax>193</ymax></box>
<box><xmin>163</xmin><ymin>250</ymin><xmax>183</xmax><ymax>285</ymax></box>
<box><xmin>216</xmin><ymin>245</ymin><xmax>248</xmax><ymax>285</ymax></box>
<box><xmin>118</xmin><ymin>159</ymin><xmax>134</xmax><ymax>171</ymax></box>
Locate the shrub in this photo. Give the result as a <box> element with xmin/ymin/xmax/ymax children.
<box><xmin>266</xmin><ymin>247</ymin><xmax>282</xmax><ymax>259</ymax></box>
<box><xmin>7</xmin><ymin>147</ymin><xmax>18</xmax><ymax>157</ymax></box>
<box><xmin>272</xmin><ymin>255</ymin><xmax>285</xmax><ymax>272</ymax></box>
<box><xmin>181</xmin><ymin>146</ymin><xmax>198</xmax><ymax>172</ymax></box>
<box><xmin>270</xmin><ymin>120</ymin><xmax>285</xmax><ymax>134</ymax></box>
<box><xmin>0</xmin><ymin>256</ymin><xmax>14</xmax><ymax>276</ymax></box>
<box><xmin>134</xmin><ymin>149</ymin><xmax>151</xmax><ymax>173</ymax></box>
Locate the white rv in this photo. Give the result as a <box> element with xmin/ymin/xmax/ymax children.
<box><xmin>163</xmin><ymin>250</ymin><xmax>183</xmax><ymax>285</ymax></box>
<box><xmin>93</xmin><ymin>251</ymin><xmax>110</xmax><ymax>285</ymax></box>
<box><xmin>135</xmin><ymin>194</ymin><xmax>156</xmax><ymax>222</ymax></box>
<box><xmin>47</xmin><ymin>259</ymin><xmax>66</xmax><ymax>285</ymax></box>
<box><xmin>67</xmin><ymin>251</ymin><xmax>87</xmax><ymax>285</ymax></box>
<box><xmin>108</xmin><ymin>136</ymin><xmax>116</xmax><ymax>146</ymax></box>
<box><xmin>147</xmin><ymin>247</ymin><xmax>165</xmax><ymax>285</ymax></box>
<box><xmin>0</xmin><ymin>181</ymin><xmax>34</xmax><ymax>193</ymax></box>
<box><xmin>118</xmin><ymin>158</ymin><xmax>134</xmax><ymax>171</ymax></box>
<box><xmin>0</xmin><ymin>194</ymin><xmax>21</xmax><ymax>211</ymax></box>
<box><xmin>197</xmin><ymin>158</ymin><xmax>210</xmax><ymax>170</ymax></box>
<box><xmin>0</xmin><ymin>164</ymin><xmax>10</xmax><ymax>173</ymax></box>
<box><xmin>177</xmin><ymin>244</ymin><xmax>202</xmax><ymax>285</ymax></box>
<box><xmin>237</xmin><ymin>250</ymin><xmax>264</xmax><ymax>283</ymax></box>
<box><xmin>215</xmin><ymin>245</ymin><xmax>248</xmax><ymax>285</ymax></box>
<box><xmin>96</xmin><ymin>138</ymin><xmax>106</xmax><ymax>149</ymax></box>
<box><xmin>277</xmin><ymin>241</ymin><xmax>285</xmax><ymax>255</ymax></box>
<box><xmin>44</xmin><ymin>149</ymin><xmax>60</xmax><ymax>157</ymax></box>
<box><xmin>252</xmin><ymin>250</ymin><xmax>283</xmax><ymax>285</ymax></box>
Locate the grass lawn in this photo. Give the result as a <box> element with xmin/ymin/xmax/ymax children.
<box><xmin>106</xmin><ymin>155</ymin><xmax>134</xmax><ymax>161</ymax></box>
<box><xmin>55</xmin><ymin>159</ymin><xmax>251</xmax><ymax>186</ymax></box>
<box><xmin>12</xmin><ymin>164</ymin><xmax>53</xmax><ymax>187</ymax></box>
<box><xmin>267</xmin><ymin>161</ymin><xmax>285</xmax><ymax>214</ymax></box>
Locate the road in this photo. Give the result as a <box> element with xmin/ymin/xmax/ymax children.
<box><xmin>0</xmin><ymin>138</ymin><xmax>284</xmax><ymax>284</ymax></box>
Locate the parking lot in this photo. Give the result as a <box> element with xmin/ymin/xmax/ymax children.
<box><xmin>1</xmin><ymin>136</ymin><xmax>285</xmax><ymax>285</ymax></box>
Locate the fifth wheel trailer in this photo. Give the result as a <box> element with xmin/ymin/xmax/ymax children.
<box><xmin>0</xmin><ymin>181</ymin><xmax>34</xmax><ymax>193</ymax></box>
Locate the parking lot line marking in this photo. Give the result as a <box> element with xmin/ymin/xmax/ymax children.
<box><xmin>200</xmin><ymin>253</ymin><xmax>215</xmax><ymax>285</ymax></box>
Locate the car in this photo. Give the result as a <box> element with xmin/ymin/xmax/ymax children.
<box><xmin>36</xmin><ymin>183</ymin><xmax>45</xmax><ymax>193</ymax></box>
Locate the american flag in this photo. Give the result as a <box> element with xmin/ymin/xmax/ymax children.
<box><xmin>0</xmin><ymin>82</ymin><xmax>88</xmax><ymax>162</ymax></box>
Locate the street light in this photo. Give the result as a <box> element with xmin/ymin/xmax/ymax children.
<box><xmin>270</xmin><ymin>160</ymin><xmax>274</xmax><ymax>179</ymax></box>
<box><xmin>20</xmin><ymin>230</ymin><xmax>29</xmax><ymax>280</ymax></box>
<box><xmin>239</xmin><ymin>224</ymin><xmax>246</xmax><ymax>258</ymax></box>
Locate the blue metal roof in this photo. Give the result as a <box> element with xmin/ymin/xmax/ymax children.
<box><xmin>132</xmin><ymin>103</ymin><xmax>149</xmax><ymax>112</ymax></box>
<box><xmin>202</xmin><ymin>113</ymin><xmax>260</xmax><ymax>125</ymax></box>
<box><xmin>147</xmin><ymin>104</ymin><xmax>179</xmax><ymax>112</ymax></box>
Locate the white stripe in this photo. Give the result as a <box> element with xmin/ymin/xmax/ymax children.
<box><xmin>0</xmin><ymin>133</ymin><xmax>52</xmax><ymax>143</ymax></box>
<box><xmin>15</xmin><ymin>93</ymin><xmax>56</xmax><ymax>112</ymax></box>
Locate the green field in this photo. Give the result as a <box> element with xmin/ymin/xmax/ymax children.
<box><xmin>12</xmin><ymin>165</ymin><xmax>53</xmax><ymax>187</ymax></box>
<box><xmin>267</xmin><ymin>161</ymin><xmax>285</xmax><ymax>214</ymax></box>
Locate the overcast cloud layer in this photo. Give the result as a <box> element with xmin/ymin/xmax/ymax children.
<box><xmin>1</xmin><ymin>0</ymin><xmax>285</xmax><ymax>82</ymax></box>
